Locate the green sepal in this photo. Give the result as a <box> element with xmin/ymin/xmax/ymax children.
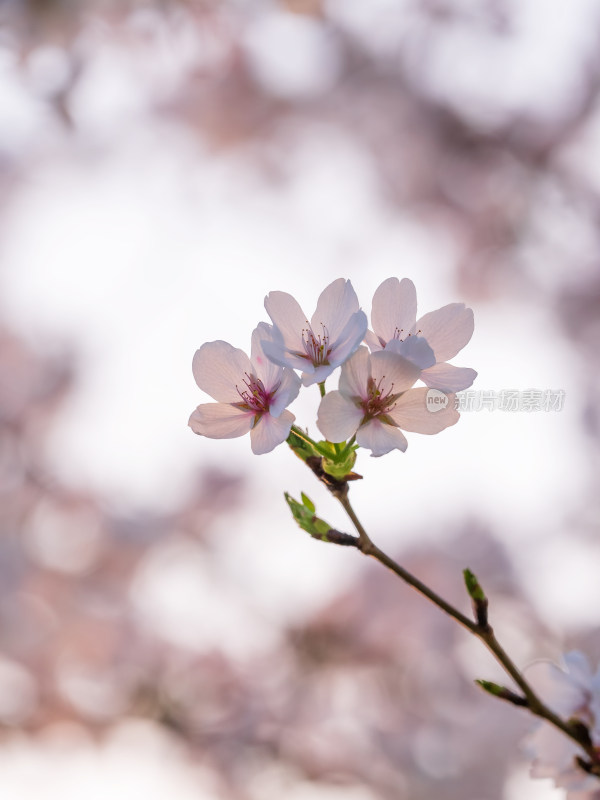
<box><xmin>310</xmin><ymin>438</ymin><xmax>359</xmax><ymax>481</ymax></box>
<box><xmin>312</xmin><ymin>440</ymin><xmax>338</xmax><ymax>458</ymax></box>
<box><xmin>287</xmin><ymin>428</ymin><xmax>318</xmax><ymax>462</ymax></box>
<box><xmin>285</xmin><ymin>492</ymin><xmax>332</xmax><ymax>539</ymax></box>
<box><xmin>321</xmin><ymin>448</ymin><xmax>358</xmax><ymax>480</ymax></box>
<box><xmin>300</xmin><ymin>492</ymin><xmax>315</xmax><ymax>513</ymax></box>
<box><xmin>287</xmin><ymin>430</ymin><xmax>362</xmax><ymax>488</ymax></box>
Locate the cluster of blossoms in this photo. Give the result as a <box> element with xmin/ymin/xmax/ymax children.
<box><xmin>189</xmin><ymin>280</ymin><xmax>600</xmax><ymax>796</ymax></box>
<box><xmin>189</xmin><ymin>277</ymin><xmax>476</xmax><ymax>456</ymax></box>
<box><xmin>525</xmin><ymin>652</ymin><xmax>600</xmax><ymax>797</ymax></box>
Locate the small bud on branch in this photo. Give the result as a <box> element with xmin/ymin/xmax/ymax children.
<box><xmin>463</xmin><ymin>567</ymin><xmax>489</xmax><ymax>629</ymax></box>
<box><xmin>284</xmin><ymin>492</ymin><xmax>358</xmax><ymax>546</ymax></box>
<box><xmin>475</xmin><ymin>680</ymin><xmax>528</xmax><ymax>707</ymax></box>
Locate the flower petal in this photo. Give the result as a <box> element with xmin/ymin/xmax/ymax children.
<box><xmin>526</xmin><ymin>724</ymin><xmax>581</xmax><ymax>777</ymax></box>
<box><xmin>192</xmin><ymin>341</ymin><xmax>252</xmax><ymax>402</ymax></box>
<box><xmin>414</xmin><ymin>303</ymin><xmax>474</xmax><ymax>362</ymax></box>
<box><xmin>261</xmin><ymin>336</ymin><xmax>310</xmax><ymax>373</ymax></box>
<box><xmin>371</xmin><ymin>277</ymin><xmax>417</xmax><ymax>346</ymax></box>
<box><xmin>525</xmin><ymin>655</ymin><xmax>590</xmax><ymax>717</ymax></box>
<box><xmin>317</xmin><ymin>390</ymin><xmax>364</xmax><ymax>442</ymax></box>
<box><xmin>386</xmin><ymin>335</ymin><xmax>435</xmax><ymax>369</ymax></box>
<box><xmin>311</xmin><ymin>278</ymin><xmax>360</xmax><ymax>343</ymax></box>
<box><xmin>370</xmin><ymin>350</ymin><xmax>421</xmax><ymax>394</ymax></box>
<box><xmin>189</xmin><ymin>403</ymin><xmax>253</xmax><ymax>438</ymax></box>
<box><xmin>264</xmin><ymin>290</ymin><xmax>308</xmax><ymax>350</ymax></box>
<box><xmin>328</xmin><ymin>310</ymin><xmax>368</xmax><ymax>368</ymax></box>
<box><xmin>251</xmin><ymin>322</ymin><xmax>282</xmax><ymax>389</ymax></box>
<box><xmin>269</xmin><ymin>368</ymin><xmax>301</xmax><ymax>418</ymax></box>
<box><xmin>250</xmin><ymin>409</ymin><xmax>294</xmax><ymax>454</ymax></box>
<box><xmin>420</xmin><ymin>363</ymin><xmax>478</xmax><ymax>391</ymax></box>
<box><xmin>356</xmin><ymin>418</ymin><xmax>408</xmax><ymax>456</ymax></box>
<box><xmin>364</xmin><ymin>329</ymin><xmax>383</xmax><ymax>352</ymax></box>
<box><xmin>390</xmin><ymin>387</ymin><xmax>459</xmax><ymax>433</ymax></box>
<box><xmin>302</xmin><ymin>363</ymin><xmax>334</xmax><ymax>386</ymax></box>
<box><xmin>562</xmin><ymin>651</ymin><xmax>594</xmax><ymax>687</ymax></box>
<box><xmin>339</xmin><ymin>346</ymin><xmax>371</xmax><ymax>399</ymax></box>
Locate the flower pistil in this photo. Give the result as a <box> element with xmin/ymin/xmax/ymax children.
<box><xmin>294</xmin><ymin>322</ymin><xmax>332</xmax><ymax>367</ymax></box>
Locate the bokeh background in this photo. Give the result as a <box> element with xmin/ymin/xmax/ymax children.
<box><xmin>1</xmin><ymin>1</ymin><xmax>600</xmax><ymax>798</ymax></box>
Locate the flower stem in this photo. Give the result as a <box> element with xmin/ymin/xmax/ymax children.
<box><xmin>338</xmin><ymin>493</ymin><xmax>476</xmax><ymax>631</ymax></box>
<box><xmin>318</xmin><ymin>382</ymin><xmax>326</xmax><ymax>397</ymax></box>
<box><xmin>342</xmin><ymin>435</ymin><xmax>356</xmax><ymax>456</ymax></box>
<box><xmin>335</xmin><ymin>492</ymin><xmax>600</xmax><ymax>768</ymax></box>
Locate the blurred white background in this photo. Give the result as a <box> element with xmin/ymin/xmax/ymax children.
<box><xmin>1</xmin><ymin>1</ymin><xmax>600</xmax><ymax>798</ymax></box>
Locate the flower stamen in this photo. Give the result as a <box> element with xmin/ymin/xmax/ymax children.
<box><xmin>294</xmin><ymin>322</ymin><xmax>332</xmax><ymax>367</ymax></box>
<box><xmin>235</xmin><ymin>372</ymin><xmax>280</xmax><ymax>413</ymax></box>
<box><xmin>360</xmin><ymin>375</ymin><xmax>401</xmax><ymax>421</ymax></box>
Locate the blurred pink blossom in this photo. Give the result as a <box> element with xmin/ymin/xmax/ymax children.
<box><xmin>525</xmin><ymin>651</ymin><xmax>600</xmax><ymax>797</ymax></box>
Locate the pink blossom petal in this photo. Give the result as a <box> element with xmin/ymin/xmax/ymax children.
<box><xmin>390</xmin><ymin>387</ymin><xmax>459</xmax><ymax>433</ymax></box>
<box><xmin>192</xmin><ymin>341</ymin><xmax>252</xmax><ymax>402</ymax></box>
<box><xmin>420</xmin><ymin>362</ymin><xmax>478</xmax><ymax>391</ymax></box>
<box><xmin>264</xmin><ymin>291</ymin><xmax>308</xmax><ymax>349</ymax></box>
<box><xmin>250</xmin><ymin>409</ymin><xmax>295</xmax><ymax>455</ymax></box>
<box><xmin>371</xmin><ymin>277</ymin><xmax>417</xmax><ymax>346</ymax></box>
<box><xmin>525</xmin><ymin>657</ymin><xmax>589</xmax><ymax>717</ymax></box>
<box><xmin>311</xmin><ymin>278</ymin><xmax>360</xmax><ymax>343</ymax></box>
<box><xmin>386</xmin><ymin>335</ymin><xmax>435</xmax><ymax>369</ymax></box>
<box><xmin>356</xmin><ymin>418</ymin><xmax>408</xmax><ymax>456</ymax></box>
<box><xmin>414</xmin><ymin>303</ymin><xmax>474</xmax><ymax>362</ymax></box>
<box><xmin>525</xmin><ymin>721</ymin><xmax>599</xmax><ymax>793</ymax></box>
<box><xmin>339</xmin><ymin>346</ymin><xmax>371</xmax><ymax>399</ymax></box>
<box><xmin>328</xmin><ymin>310</ymin><xmax>368</xmax><ymax>367</ymax></box>
<box><xmin>261</xmin><ymin>336</ymin><xmax>309</xmax><ymax>373</ymax></box>
<box><xmin>317</xmin><ymin>391</ymin><xmax>364</xmax><ymax>442</ymax></box>
<box><xmin>526</xmin><ymin>724</ymin><xmax>580</xmax><ymax>776</ymax></box>
<box><xmin>364</xmin><ymin>329</ymin><xmax>383</xmax><ymax>352</ymax></box>
<box><xmin>251</xmin><ymin>322</ymin><xmax>281</xmax><ymax>389</ymax></box>
<box><xmin>563</xmin><ymin>651</ymin><xmax>595</xmax><ymax>687</ymax></box>
<box><xmin>370</xmin><ymin>350</ymin><xmax>421</xmax><ymax>394</ymax></box>
<box><xmin>302</xmin><ymin>363</ymin><xmax>333</xmax><ymax>387</ymax></box>
<box><xmin>269</xmin><ymin>368</ymin><xmax>301</xmax><ymax>418</ymax></box>
<box><xmin>189</xmin><ymin>403</ymin><xmax>253</xmax><ymax>439</ymax></box>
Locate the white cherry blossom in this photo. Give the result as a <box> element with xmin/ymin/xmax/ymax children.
<box><xmin>524</xmin><ymin>651</ymin><xmax>600</xmax><ymax>797</ymax></box>
<box><xmin>365</xmin><ymin>277</ymin><xmax>477</xmax><ymax>392</ymax></box>
<box><xmin>262</xmin><ymin>278</ymin><xmax>368</xmax><ymax>386</ymax></box>
<box><xmin>317</xmin><ymin>346</ymin><xmax>459</xmax><ymax>456</ymax></box>
<box><xmin>189</xmin><ymin>323</ymin><xmax>301</xmax><ymax>455</ymax></box>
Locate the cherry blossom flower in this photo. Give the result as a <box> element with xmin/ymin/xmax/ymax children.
<box><xmin>316</xmin><ymin>346</ymin><xmax>459</xmax><ymax>456</ymax></box>
<box><xmin>365</xmin><ymin>277</ymin><xmax>477</xmax><ymax>392</ymax></box>
<box><xmin>262</xmin><ymin>278</ymin><xmax>368</xmax><ymax>386</ymax></box>
<box><xmin>189</xmin><ymin>323</ymin><xmax>301</xmax><ymax>455</ymax></box>
<box><xmin>524</xmin><ymin>651</ymin><xmax>600</xmax><ymax>797</ymax></box>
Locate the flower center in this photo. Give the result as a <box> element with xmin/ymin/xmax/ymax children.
<box><xmin>360</xmin><ymin>375</ymin><xmax>401</xmax><ymax>421</ymax></box>
<box><xmin>379</xmin><ymin>327</ymin><xmax>421</xmax><ymax>349</ymax></box>
<box><xmin>234</xmin><ymin>373</ymin><xmax>278</xmax><ymax>414</ymax></box>
<box><xmin>297</xmin><ymin>322</ymin><xmax>331</xmax><ymax>366</ymax></box>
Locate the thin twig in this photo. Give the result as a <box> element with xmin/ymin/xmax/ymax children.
<box><xmin>334</xmin><ymin>491</ymin><xmax>600</xmax><ymax>769</ymax></box>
